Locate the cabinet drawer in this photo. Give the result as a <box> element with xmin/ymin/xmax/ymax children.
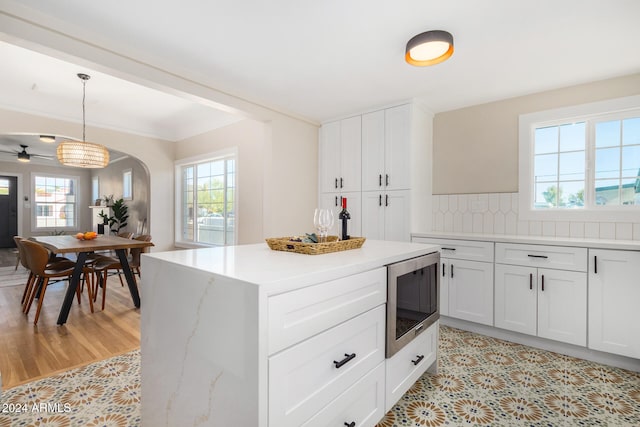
<box><xmin>413</xmin><ymin>237</ymin><xmax>494</xmax><ymax>262</ymax></box>
<box><xmin>386</xmin><ymin>321</ymin><xmax>437</xmax><ymax>412</ymax></box>
<box><xmin>268</xmin><ymin>268</ymin><xmax>386</xmax><ymax>354</ymax></box>
<box><xmin>269</xmin><ymin>305</ymin><xmax>385</xmax><ymax>427</ymax></box>
<box><xmin>495</xmin><ymin>243</ymin><xmax>587</xmax><ymax>272</ymax></box>
<box><xmin>301</xmin><ymin>362</ymin><xmax>385</xmax><ymax>427</ymax></box>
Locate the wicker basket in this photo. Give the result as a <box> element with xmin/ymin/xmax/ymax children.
<box><xmin>265</xmin><ymin>236</ymin><xmax>366</xmax><ymax>255</ymax></box>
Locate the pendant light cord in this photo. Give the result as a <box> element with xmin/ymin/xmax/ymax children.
<box><xmin>82</xmin><ymin>77</ymin><xmax>86</xmax><ymax>142</ymax></box>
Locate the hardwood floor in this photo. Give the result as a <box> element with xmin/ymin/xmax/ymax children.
<box><xmin>0</xmin><ymin>274</ymin><xmax>140</xmax><ymax>388</ymax></box>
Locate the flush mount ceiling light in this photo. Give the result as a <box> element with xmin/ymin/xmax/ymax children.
<box><xmin>405</xmin><ymin>30</ymin><xmax>454</xmax><ymax>66</ymax></box>
<box><xmin>39</xmin><ymin>135</ymin><xmax>55</xmax><ymax>143</ymax></box>
<box><xmin>57</xmin><ymin>73</ymin><xmax>110</xmax><ymax>168</ymax></box>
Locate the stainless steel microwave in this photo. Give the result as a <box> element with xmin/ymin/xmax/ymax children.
<box><xmin>386</xmin><ymin>252</ymin><xmax>440</xmax><ymax>357</ymax></box>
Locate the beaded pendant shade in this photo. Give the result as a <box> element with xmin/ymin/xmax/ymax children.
<box><xmin>57</xmin><ymin>73</ymin><xmax>110</xmax><ymax>168</ymax></box>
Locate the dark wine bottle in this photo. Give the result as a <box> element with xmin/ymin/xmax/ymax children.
<box><xmin>339</xmin><ymin>197</ymin><xmax>350</xmax><ymax>240</ymax></box>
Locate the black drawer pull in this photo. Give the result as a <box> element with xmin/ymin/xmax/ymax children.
<box><xmin>441</xmin><ymin>247</ymin><xmax>456</xmax><ymax>251</ymax></box>
<box><xmin>340</xmin><ymin>177</ymin><xmax>344</xmax><ymax>188</ymax></box>
<box><xmin>529</xmin><ymin>273</ymin><xmax>533</xmax><ymax>290</ymax></box>
<box><xmin>345</xmin><ymin>422</ymin><xmax>355</xmax><ymax>427</ymax></box>
<box><xmin>451</xmin><ymin>264</ymin><xmax>454</xmax><ymax>278</ymax></box>
<box><xmin>379</xmin><ymin>174</ymin><xmax>382</xmax><ymax>187</ymax></box>
<box><xmin>335</xmin><ymin>178</ymin><xmax>338</xmax><ymax>189</ymax></box>
<box><xmin>541</xmin><ymin>274</ymin><xmax>545</xmax><ymax>291</ymax></box>
<box><xmin>594</xmin><ymin>256</ymin><xmax>597</xmax><ymax>274</ymax></box>
<box><xmin>442</xmin><ymin>263</ymin><xmax>446</xmax><ymax>277</ymax></box>
<box><xmin>528</xmin><ymin>254</ymin><xmax>548</xmax><ymax>259</ymax></box>
<box><xmin>333</xmin><ymin>353</ymin><xmax>356</xmax><ymax>369</ymax></box>
<box><xmin>412</xmin><ymin>354</ymin><xmax>425</xmax><ymax>365</ymax></box>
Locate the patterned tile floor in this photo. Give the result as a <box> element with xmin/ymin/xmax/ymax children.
<box><xmin>1</xmin><ymin>326</ymin><xmax>639</xmax><ymax>426</ymax></box>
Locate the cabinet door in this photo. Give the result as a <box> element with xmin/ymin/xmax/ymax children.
<box><xmin>494</xmin><ymin>264</ymin><xmax>537</xmax><ymax>336</ymax></box>
<box><xmin>384</xmin><ymin>104</ymin><xmax>411</xmax><ymax>190</ymax></box>
<box><xmin>339</xmin><ymin>116</ymin><xmax>361</xmax><ymax>193</ymax></box>
<box><xmin>360</xmin><ymin>192</ymin><xmax>384</xmax><ymax>240</ymax></box>
<box><xmin>383</xmin><ymin>190</ymin><xmax>410</xmax><ymax>242</ymax></box>
<box><xmin>319</xmin><ymin>121</ymin><xmax>341</xmax><ymax>193</ymax></box>
<box><xmin>537</xmin><ymin>268</ymin><xmax>587</xmax><ymax>347</ymax></box>
<box><xmin>361</xmin><ymin>110</ymin><xmax>385</xmax><ymax>192</ymax></box>
<box><xmin>588</xmin><ymin>249</ymin><xmax>640</xmax><ymax>358</ymax></box>
<box><xmin>449</xmin><ymin>259</ymin><xmax>494</xmax><ymax>326</ymax></box>
<box><xmin>439</xmin><ymin>259</ymin><xmax>449</xmax><ymax>316</ymax></box>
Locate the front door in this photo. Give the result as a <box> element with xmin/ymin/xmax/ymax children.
<box><xmin>0</xmin><ymin>176</ymin><xmax>18</xmax><ymax>247</ymax></box>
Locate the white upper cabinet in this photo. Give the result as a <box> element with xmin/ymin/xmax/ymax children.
<box><xmin>319</xmin><ymin>116</ymin><xmax>361</xmax><ymax>194</ymax></box>
<box><xmin>362</xmin><ymin>104</ymin><xmax>411</xmax><ymax>192</ymax></box>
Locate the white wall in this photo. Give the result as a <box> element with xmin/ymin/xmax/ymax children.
<box><xmin>433</xmin><ymin>73</ymin><xmax>640</xmax><ymax>194</ymax></box>
<box><xmin>0</xmin><ymin>108</ymin><xmax>175</xmax><ymax>251</ymax></box>
<box><xmin>175</xmin><ymin>119</ymin><xmax>265</xmax><ymax>244</ymax></box>
<box><xmin>0</xmin><ymin>160</ymin><xmax>92</xmax><ymax>236</ymax></box>
<box><xmin>0</xmin><ymin>13</ymin><xmax>320</xmax><ymax>246</ymax></box>
<box><xmin>92</xmin><ymin>156</ymin><xmax>150</xmax><ymax>236</ymax></box>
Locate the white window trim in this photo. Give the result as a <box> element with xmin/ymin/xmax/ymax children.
<box><xmin>519</xmin><ymin>95</ymin><xmax>640</xmax><ymax>223</ymax></box>
<box><xmin>31</xmin><ymin>172</ymin><xmax>80</xmax><ymax>232</ymax></box>
<box><xmin>174</xmin><ymin>147</ymin><xmax>238</xmax><ymax>248</ymax></box>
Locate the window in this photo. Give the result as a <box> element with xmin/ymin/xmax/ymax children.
<box><xmin>519</xmin><ymin>95</ymin><xmax>640</xmax><ymax>222</ymax></box>
<box><xmin>123</xmin><ymin>169</ymin><xmax>132</xmax><ymax>200</ymax></box>
<box><xmin>175</xmin><ymin>151</ymin><xmax>236</xmax><ymax>246</ymax></box>
<box><xmin>91</xmin><ymin>176</ymin><xmax>99</xmax><ymax>203</ymax></box>
<box><xmin>32</xmin><ymin>174</ymin><xmax>78</xmax><ymax>230</ymax></box>
<box><xmin>0</xmin><ymin>178</ymin><xmax>8</xmax><ymax>196</ymax></box>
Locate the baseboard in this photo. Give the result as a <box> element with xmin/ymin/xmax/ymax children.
<box><xmin>440</xmin><ymin>316</ymin><xmax>640</xmax><ymax>373</ymax></box>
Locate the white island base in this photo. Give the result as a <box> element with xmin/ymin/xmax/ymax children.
<box><xmin>140</xmin><ymin>240</ymin><xmax>439</xmax><ymax>427</ymax></box>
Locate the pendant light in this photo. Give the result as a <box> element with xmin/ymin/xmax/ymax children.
<box><xmin>57</xmin><ymin>73</ymin><xmax>110</xmax><ymax>168</ymax></box>
<box><xmin>405</xmin><ymin>30</ymin><xmax>454</xmax><ymax>66</ymax></box>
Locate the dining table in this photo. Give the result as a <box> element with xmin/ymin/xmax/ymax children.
<box><xmin>30</xmin><ymin>234</ymin><xmax>154</xmax><ymax>325</ymax></box>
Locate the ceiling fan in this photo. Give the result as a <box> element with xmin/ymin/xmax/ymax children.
<box><xmin>0</xmin><ymin>144</ymin><xmax>54</xmax><ymax>162</ymax></box>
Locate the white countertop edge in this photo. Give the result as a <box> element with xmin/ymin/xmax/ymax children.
<box><xmin>411</xmin><ymin>231</ymin><xmax>640</xmax><ymax>251</ymax></box>
<box><xmin>143</xmin><ymin>240</ymin><xmax>440</xmax><ymax>295</ymax></box>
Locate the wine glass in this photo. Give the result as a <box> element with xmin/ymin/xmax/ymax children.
<box><xmin>314</xmin><ymin>208</ymin><xmax>334</xmax><ymax>243</ymax></box>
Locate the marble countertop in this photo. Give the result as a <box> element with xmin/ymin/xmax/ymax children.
<box><xmin>143</xmin><ymin>239</ymin><xmax>439</xmax><ymax>295</ymax></box>
<box><xmin>412</xmin><ymin>231</ymin><xmax>640</xmax><ymax>251</ymax></box>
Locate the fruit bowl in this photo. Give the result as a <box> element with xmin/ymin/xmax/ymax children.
<box><xmin>75</xmin><ymin>232</ymin><xmax>98</xmax><ymax>240</ymax></box>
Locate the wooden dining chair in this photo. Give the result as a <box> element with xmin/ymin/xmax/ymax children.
<box><xmin>15</xmin><ymin>237</ymin><xmax>76</xmax><ymax>307</ymax></box>
<box><xmin>20</xmin><ymin>240</ymin><xmax>87</xmax><ymax>325</ymax></box>
<box><xmin>90</xmin><ymin>234</ymin><xmax>151</xmax><ymax>310</ymax></box>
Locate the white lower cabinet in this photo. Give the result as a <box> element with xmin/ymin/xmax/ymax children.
<box><xmin>447</xmin><ymin>259</ymin><xmax>494</xmax><ymax>326</ymax></box>
<box><xmin>385</xmin><ymin>321</ymin><xmax>437</xmax><ymax>412</ymax></box>
<box><xmin>588</xmin><ymin>249</ymin><xmax>640</xmax><ymax>359</ymax></box>
<box><xmin>495</xmin><ymin>264</ymin><xmax>587</xmax><ymax>346</ymax></box>
<box><xmin>302</xmin><ymin>362</ymin><xmax>385</xmax><ymax>427</ymax></box>
<box><xmin>268</xmin><ymin>305</ymin><xmax>385</xmax><ymax>427</ymax></box>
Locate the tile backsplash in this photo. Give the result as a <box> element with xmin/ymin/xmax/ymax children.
<box><xmin>432</xmin><ymin>192</ymin><xmax>640</xmax><ymax>241</ymax></box>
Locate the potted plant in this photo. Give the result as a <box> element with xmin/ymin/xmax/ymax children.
<box><xmin>110</xmin><ymin>198</ymin><xmax>129</xmax><ymax>233</ymax></box>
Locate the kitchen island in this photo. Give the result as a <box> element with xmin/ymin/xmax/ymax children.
<box><xmin>140</xmin><ymin>240</ymin><xmax>439</xmax><ymax>427</ymax></box>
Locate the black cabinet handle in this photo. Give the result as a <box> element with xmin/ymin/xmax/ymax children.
<box><xmin>441</xmin><ymin>247</ymin><xmax>456</xmax><ymax>251</ymax></box>
<box><xmin>335</xmin><ymin>196</ymin><xmax>338</xmax><ymax>207</ymax></box>
<box><xmin>442</xmin><ymin>263</ymin><xmax>446</xmax><ymax>277</ymax></box>
<box><xmin>385</xmin><ymin>194</ymin><xmax>389</xmax><ymax>206</ymax></box>
<box><xmin>335</xmin><ymin>178</ymin><xmax>338</xmax><ymax>189</ymax></box>
<box><xmin>379</xmin><ymin>194</ymin><xmax>382</xmax><ymax>207</ymax></box>
<box><xmin>541</xmin><ymin>274</ymin><xmax>545</xmax><ymax>291</ymax></box>
<box><xmin>345</xmin><ymin>422</ymin><xmax>355</xmax><ymax>427</ymax></box>
<box><xmin>340</xmin><ymin>177</ymin><xmax>343</xmax><ymax>188</ymax></box>
<box><xmin>385</xmin><ymin>174</ymin><xmax>389</xmax><ymax>186</ymax></box>
<box><xmin>529</xmin><ymin>273</ymin><xmax>533</xmax><ymax>290</ymax></box>
<box><xmin>379</xmin><ymin>174</ymin><xmax>382</xmax><ymax>187</ymax></box>
<box><xmin>451</xmin><ymin>264</ymin><xmax>454</xmax><ymax>278</ymax></box>
<box><xmin>528</xmin><ymin>254</ymin><xmax>548</xmax><ymax>259</ymax></box>
<box><xmin>594</xmin><ymin>256</ymin><xmax>597</xmax><ymax>274</ymax></box>
<box><xmin>412</xmin><ymin>354</ymin><xmax>425</xmax><ymax>365</ymax></box>
<box><xmin>333</xmin><ymin>353</ymin><xmax>356</xmax><ymax>369</ymax></box>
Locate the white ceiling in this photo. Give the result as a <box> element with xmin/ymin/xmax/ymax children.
<box><xmin>1</xmin><ymin>0</ymin><xmax>639</xmax><ymax>135</ymax></box>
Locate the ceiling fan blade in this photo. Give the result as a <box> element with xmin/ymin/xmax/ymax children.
<box><xmin>0</xmin><ymin>148</ymin><xmax>19</xmax><ymax>154</ymax></box>
<box><xmin>31</xmin><ymin>154</ymin><xmax>55</xmax><ymax>160</ymax></box>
